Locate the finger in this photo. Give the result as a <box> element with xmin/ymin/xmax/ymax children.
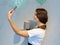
<box><xmin>10</xmin><ymin>9</ymin><xmax>14</xmax><ymax>13</ymax></box>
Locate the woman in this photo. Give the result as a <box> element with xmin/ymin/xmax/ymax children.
<box><xmin>8</xmin><ymin>8</ymin><xmax>48</xmax><ymax>45</ymax></box>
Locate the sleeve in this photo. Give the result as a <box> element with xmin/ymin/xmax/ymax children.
<box><xmin>27</xmin><ymin>29</ymin><xmax>37</xmax><ymax>37</ymax></box>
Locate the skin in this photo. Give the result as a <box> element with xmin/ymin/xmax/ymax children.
<box><xmin>8</xmin><ymin>9</ymin><xmax>44</xmax><ymax>37</ymax></box>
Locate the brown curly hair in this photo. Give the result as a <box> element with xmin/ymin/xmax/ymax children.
<box><xmin>36</xmin><ymin>8</ymin><xmax>48</xmax><ymax>24</ymax></box>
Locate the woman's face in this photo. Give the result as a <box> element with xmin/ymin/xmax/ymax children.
<box><xmin>33</xmin><ymin>13</ymin><xmax>39</xmax><ymax>22</ymax></box>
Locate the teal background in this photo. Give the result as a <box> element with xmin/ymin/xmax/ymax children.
<box><xmin>12</xmin><ymin>0</ymin><xmax>28</xmax><ymax>8</ymax></box>
<box><xmin>0</xmin><ymin>0</ymin><xmax>60</xmax><ymax>45</ymax></box>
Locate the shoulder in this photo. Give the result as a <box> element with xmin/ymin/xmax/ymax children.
<box><xmin>27</xmin><ymin>28</ymin><xmax>45</xmax><ymax>37</ymax></box>
<box><xmin>28</xmin><ymin>28</ymin><xmax>45</xmax><ymax>33</ymax></box>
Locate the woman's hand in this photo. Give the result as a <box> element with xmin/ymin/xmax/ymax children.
<box><xmin>8</xmin><ymin>9</ymin><xmax>14</xmax><ymax>20</ymax></box>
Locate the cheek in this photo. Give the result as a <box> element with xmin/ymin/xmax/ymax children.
<box><xmin>34</xmin><ymin>16</ymin><xmax>38</xmax><ymax>21</ymax></box>
<box><xmin>34</xmin><ymin>16</ymin><xmax>36</xmax><ymax>20</ymax></box>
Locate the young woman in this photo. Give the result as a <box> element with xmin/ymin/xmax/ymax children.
<box><xmin>8</xmin><ymin>8</ymin><xmax>48</xmax><ymax>45</ymax></box>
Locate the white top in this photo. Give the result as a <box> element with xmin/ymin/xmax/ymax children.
<box><xmin>28</xmin><ymin>28</ymin><xmax>46</xmax><ymax>45</ymax></box>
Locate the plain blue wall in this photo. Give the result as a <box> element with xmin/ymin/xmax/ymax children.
<box><xmin>0</xmin><ymin>0</ymin><xmax>60</xmax><ymax>45</ymax></box>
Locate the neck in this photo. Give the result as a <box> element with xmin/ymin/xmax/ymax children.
<box><xmin>38</xmin><ymin>22</ymin><xmax>45</xmax><ymax>26</ymax></box>
<box><xmin>37</xmin><ymin>22</ymin><xmax>46</xmax><ymax>29</ymax></box>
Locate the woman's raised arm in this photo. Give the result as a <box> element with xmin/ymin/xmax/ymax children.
<box><xmin>8</xmin><ymin>9</ymin><xmax>28</xmax><ymax>37</ymax></box>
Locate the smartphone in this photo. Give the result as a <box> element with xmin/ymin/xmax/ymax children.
<box><xmin>13</xmin><ymin>6</ymin><xmax>17</xmax><ymax>10</ymax></box>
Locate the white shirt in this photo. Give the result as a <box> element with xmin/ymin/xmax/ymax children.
<box><xmin>28</xmin><ymin>28</ymin><xmax>46</xmax><ymax>45</ymax></box>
